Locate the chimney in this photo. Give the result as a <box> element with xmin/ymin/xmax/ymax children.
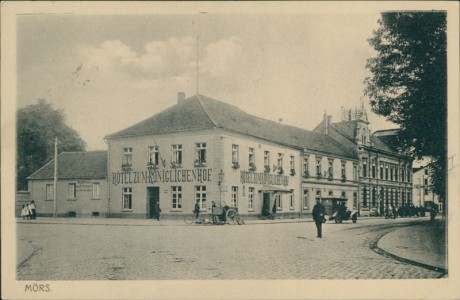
<box><xmin>177</xmin><ymin>92</ymin><xmax>186</xmax><ymax>104</ymax></box>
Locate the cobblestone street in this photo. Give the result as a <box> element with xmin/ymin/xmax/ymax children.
<box><xmin>16</xmin><ymin>217</ymin><xmax>444</xmax><ymax>280</ymax></box>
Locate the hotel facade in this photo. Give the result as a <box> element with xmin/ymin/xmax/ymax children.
<box><xmin>27</xmin><ymin>93</ymin><xmax>412</xmax><ymax>219</ymax></box>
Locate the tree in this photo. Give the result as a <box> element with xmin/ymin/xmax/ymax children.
<box><xmin>17</xmin><ymin>99</ymin><xmax>86</xmax><ymax>190</ymax></box>
<box><xmin>364</xmin><ymin>12</ymin><xmax>447</xmax><ymax>206</ymax></box>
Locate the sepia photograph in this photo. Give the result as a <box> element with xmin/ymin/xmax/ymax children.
<box><xmin>2</xmin><ymin>1</ymin><xmax>459</xmax><ymax>299</ymax></box>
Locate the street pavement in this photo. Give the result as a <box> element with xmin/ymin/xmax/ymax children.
<box><xmin>16</xmin><ymin>216</ymin><xmax>446</xmax><ymax>280</ymax></box>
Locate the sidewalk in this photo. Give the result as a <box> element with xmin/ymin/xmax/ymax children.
<box><xmin>377</xmin><ymin>218</ymin><xmax>447</xmax><ymax>271</ymax></box>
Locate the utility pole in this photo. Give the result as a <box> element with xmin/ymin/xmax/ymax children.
<box><xmin>53</xmin><ymin>137</ymin><xmax>58</xmax><ymax>217</ymax></box>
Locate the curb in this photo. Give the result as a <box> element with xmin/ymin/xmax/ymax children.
<box><xmin>369</xmin><ymin>227</ymin><xmax>447</xmax><ymax>278</ymax></box>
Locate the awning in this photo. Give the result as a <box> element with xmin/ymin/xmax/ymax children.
<box><xmin>258</xmin><ymin>185</ymin><xmax>292</xmax><ymax>193</ymax></box>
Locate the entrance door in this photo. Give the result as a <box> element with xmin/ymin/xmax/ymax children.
<box><xmin>147</xmin><ymin>187</ymin><xmax>160</xmax><ymax>219</ymax></box>
<box><xmin>262</xmin><ymin>192</ymin><xmax>271</xmax><ymax>216</ymax></box>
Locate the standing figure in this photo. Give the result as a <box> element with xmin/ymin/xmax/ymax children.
<box><xmin>29</xmin><ymin>200</ymin><xmax>37</xmax><ymax>219</ymax></box>
<box><xmin>154</xmin><ymin>202</ymin><xmax>161</xmax><ymax>221</ymax></box>
<box><xmin>312</xmin><ymin>198</ymin><xmax>326</xmax><ymax>238</ymax></box>
<box><xmin>21</xmin><ymin>205</ymin><xmax>28</xmax><ymax>220</ymax></box>
<box><xmin>194</xmin><ymin>200</ymin><xmax>200</xmax><ymax>219</ymax></box>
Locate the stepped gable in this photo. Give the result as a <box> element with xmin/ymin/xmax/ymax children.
<box><xmin>106</xmin><ymin>94</ymin><xmax>356</xmax><ymax>159</ymax></box>
<box><xmin>27</xmin><ymin>151</ymin><xmax>108</xmax><ymax>180</ymax></box>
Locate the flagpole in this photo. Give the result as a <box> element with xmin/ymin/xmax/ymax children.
<box><xmin>53</xmin><ymin>137</ymin><xmax>58</xmax><ymax>217</ymax></box>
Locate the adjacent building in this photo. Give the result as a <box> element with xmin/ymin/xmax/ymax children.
<box><xmin>413</xmin><ymin>161</ymin><xmax>443</xmax><ymax>212</ymax></box>
<box><xmin>27</xmin><ymin>151</ymin><xmax>108</xmax><ymax>217</ymax></box>
<box><xmin>313</xmin><ymin>105</ymin><xmax>413</xmax><ymax>216</ymax></box>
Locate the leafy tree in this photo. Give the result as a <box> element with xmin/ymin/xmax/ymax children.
<box><xmin>364</xmin><ymin>12</ymin><xmax>447</xmax><ymax>207</ymax></box>
<box><xmin>17</xmin><ymin>99</ymin><xmax>86</xmax><ymax>190</ymax></box>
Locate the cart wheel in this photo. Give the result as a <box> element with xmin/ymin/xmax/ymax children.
<box><xmin>184</xmin><ymin>215</ymin><xmax>195</xmax><ymax>225</ymax></box>
<box><xmin>226</xmin><ymin>208</ymin><xmax>238</xmax><ymax>225</ymax></box>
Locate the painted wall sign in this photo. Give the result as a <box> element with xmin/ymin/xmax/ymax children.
<box><xmin>240</xmin><ymin>171</ymin><xmax>289</xmax><ymax>186</ymax></box>
<box><xmin>111</xmin><ymin>168</ymin><xmax>212</xmax><ymax>186</ymax></box>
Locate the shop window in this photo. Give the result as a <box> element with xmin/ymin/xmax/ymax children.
<box><xmin>195</xmin><ymin>185</ymin><xmax>207</xmax><ymax>209</ymax></box>
<box><xmin>395</xmin><ymin>190</ymin><xmax>399</xmax><ymax>206</ymax></box>
<box><xmin>303</xmin><ymin>189</ymin><xmax>309</xmax><ymax>210</ymax></box>
<box><xmin>122</xmin><ymin>187</ymin><xmax>132</xmax><ymax>210</ymax></box>
<box><xmin>46</xmin><ymin>184</ymin><xmax>54</xmax><ymax>200</ymax></box>
<box><xmin>248</xmin><ymin>187</ymin><xmax>254</xmax><ymax>211</ymax></box>
<box><xmin>231</xmin><ymin>186</ymin><xmax>238</xmax><ymax>208</ymax></box>
<box><xmin>68</xmin><ymin>183</ymin><xmax>76</xmax><ymax>199</ymax></box>
<box><xmin>353</xmin><ymin>192</ymin><xmax>357</xmax><ymax>209</ymax></box>
<box><xmin>195</xmin><ymin>143</ymin><xmax>207</xmax><ymax>167</ymax></box>
<box><xmin>171</xmin><ymin>144</ymin><xmax>182</xmax><ymax>166</ymax></box>
<box><xmin>275</xmin><ymin>194</ymin><xmax>282</xmax><ymax>210</ymax></box>
<box><xmin>362</xmin><ymin>186</ymin><xmax>367</xmax><ymax>207</ymax></box>
<box><xmin>171</xmin><ymin>186</ymin><xmax>182</xmax><ymax>210</ymax></box>
<box><xmin>289</xmin><ymin>190</ymin><xmax>294</xmax><ymax>209</ymax></box>
<box><xmin>92</xmin><ymin>182</ymin><xmax>100</xmax><ymax>199</ymax></box>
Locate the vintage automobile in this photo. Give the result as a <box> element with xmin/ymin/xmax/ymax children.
<box><xmin>321</xmin><ymin>197</ymin><xmax>358</xmax><ymax>223</ymax></box>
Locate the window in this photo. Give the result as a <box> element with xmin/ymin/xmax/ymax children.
<box><xmin>290</xmin><ymin>156</ymin><xmax>295</xmax><ymax>171</ymax></box>
<box><xmin>303</xmin><ymin>189</ymin><xmax>309</xmax><ymax>209</ymax></box>
<box><xmin>395</xmin><ymin>167</ymin><xmax>399</xmax><ymax>181</ymax></box>
<box><xmin>407</xmin><ymin>191</ymin><xmax>412</xmax><ymax>204</ymax></box>
<box><xmin>362</xmin><ymin>186</ymin><xmax>367</xmax><ymax>207</ymax></box>
<box><xmin>341</xmin><ymin>160</ymin><xmax>346</xmax><ymax>179</ymax></box>
<box><xmin>362</xmin><ymin>158</ymin><xmax>368</xmax><ymax>177</ymax></box>
<box><xmin>303</xmin><ymin>156</ymin><xmax>310</xmax><ymax>177</ymax></box>
<box><xmin>353</xmin><ymin>163</ymin><xmax>358</xmax><ymax>181</ymax></box>
<box><xmin>424</xmin><ymin>168</ymin><xmax>429</xmax><ymax>175</ymax></box>
<box><xmin>123</xmin><ymin>147</ymin><xmax>133</xmax><ymax>166</ymax></box>
<box><xmin>385</xmin><ymin>188</ymin><xmax>389</xmax><ymax>205</ymax></box>
<box><xmin>402</xmin><ymin>188</ymin><xmax>406</xmax><ymax>205</ymax></box>
<box><xmin>148</xmin><ymin>146</ymin><xmax>159</xmax><ymax>165</ymax></box>
<box><xmin>232</xmin><ymin>144</ymin><xmax>239</xmax><ymax>163</ymax></box>
<box><xmin>390</xmin><ymin>166</ymin><xmax>394</xmax><ymax>181</ymax></box>
<box><xmin>123</xmin><ymin>187</ymin><xmax>132</xmax><ymax>210</ymax></box>
<box><xmin>275</xmin><ymin>194</ymin><xmax>282</xmax><ymax>210</ymax></box>
<box><xmin>328</xmin><ymin>159</ymin><xmax>334</xmax><ymax>178</ymax></box>
<box><xmin>316</xmin><ymin>157</ymin><xmax>322</xmax><ymax>177</ymax></box>
<box><xmin>371</xmin><ymin>160</ymin><xmax>376</xmax><ymax>178</ymax></box>
<box><xmin>171</xmin><ymin>144</ymin><xmax>182</xmax><ymax>164</ymax></box>
<box><xmin>316</xmin><ymin>190</ymin><xmax>322</xmax><ymax>200</ymax></box>
<box><xmin>231</xmin><ymin>186</ymin><xmax>238</xmax><ymax>208</ymax></box>
<box><xmin>68</xmin><ymin>183</ymin><xmax>76</xmax><ymax>198</ymax></box>
<box><xmin>402</xmin><ymin>167</ymin><xmax>406</xmax><ymax>182</ymax></box>
<box><xmin>289</xmin><ymin>190</ymin><xmax>294</xmax><ymax>209</ymax></box>
<box><xmin>341</xmin><ymin>191</ymin><xmax>346</xmax><ymax>199</ymax></box>
<box><xmin>328</xmin><ymin>190</ymin><xmax>333</xmax><ymax>197</ymax></box>
<box><xmin>395</xmin><ymin>190</ymin><xmax>399</xmax><ymax>206</ymax></box>
<box><xmin>92</xmin><ymin>183</ymin><xmax>100</xmax><ymax>199</ymax></box>
<box><xmin>195</xmin><ymin>143</ymin><xmax>207</xmax><ymax>165</ymax></box>
<box><xmin>195</xmin><ymin>186</ymin><xmax>207</xmax><ymax>210</ymax></box>
<box><xmin>353</xmin><ymin>192</ymin><xmax>357</xmax><ymax>209</ymax></box>
<box><xmin>171</xmin><ymin>186</ymin><xmax>182</xmax><ymax>210</ymax></box>
<box><xmin>264</xmin><ymin>151</ymin><xmax>270</xmax><ymax>167</ymax></box>
<box><xmin>407</xmin><ymin>168</ymin><xmax>411</xmax><ymax>183</ymax></box>
<box><xmin>380</xmin><ymin>163</ymin><xmax>384</xmax><ymax>179</ymax></box>
<box><xmin>372</xmin><ymin>187</ymin><xmax>376</xmax><ymax>206</ymax></box>
<box><xmin>385</xmin><ymin>165</ymin><xmax>389</xmax><ymax>180</ymax></box>
<box><xmin>46</xmin><ymin>184</ymin><xmax>54</xmax><ymax>200</ymax></box>
<box><xmin>248</xmin><ymin>187</ymin><xmax>254</xmax><ymax>210</ymax></box>
<box><xmin>249</xmin><ymin>148</ymin><xmax>255</xmax><ymax>165</ymax></box>
<box><xmin>277</xmin><ymin>153</ymin><xmax>283</xmax><ymax>169</ymax></box>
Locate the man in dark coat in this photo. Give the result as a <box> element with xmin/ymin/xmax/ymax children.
<box><xmin>312</xmin><ymin>198</ymin><xmax>326</xmax><ymax>238</ymax></box>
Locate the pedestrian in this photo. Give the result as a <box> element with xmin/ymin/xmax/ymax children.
<box><xmin>29</xmin><ymin>200</ymin><xmax>37</xmax><ymax>219</ymax></box>
<box><xmin>430</xmin><ymin>207</ymin><xmax>437</xmax><ymax>223</ymax></box>
<box><xmin>154</xmin><ymin>202</ymin><xmax>161</xmax><ymax>221</ymax></box>
<box><xmin>194</xmin><ymin>200</ymin><xmax>200</xmax><ymax>219</ymax></box>
<box><xmin>26</xmin><ymin>203</ymin><xmax>32</xmax><ymax>220</ymax></box>
<box><xmin>272</xmin><ymin>200</ymin><xmax>277</xmax><ymax>215</ymax></box>
<box><xmin>21</xmin><ymin>204</ymin><xmax>28</xmax><ymax>220</ymax></box>
<box><xmin>312</xmin><ymin>198</ymin><xmax>326</xmax><ymax>238</ymax></box>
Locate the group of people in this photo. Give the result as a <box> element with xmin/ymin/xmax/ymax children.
<box><xmin>21</xmin><ymin>200</ymin><xmax>37</xmax><ymax>220</ymax></box>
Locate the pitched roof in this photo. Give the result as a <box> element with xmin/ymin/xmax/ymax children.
<box><xmin>106</xmin><ymin>94</ymin><xmax>357</xmax><ymax>159</ymax></box>
<box><xmin>27</xmin><ymin>151</ymin><xmax>107</xmax><ymax>180</ymax></box>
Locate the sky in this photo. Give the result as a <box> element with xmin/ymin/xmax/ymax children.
<box><xmin>16</xmin><ymin>6</ymin><xmax>396</xmax><ymax>151</ymax></box>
